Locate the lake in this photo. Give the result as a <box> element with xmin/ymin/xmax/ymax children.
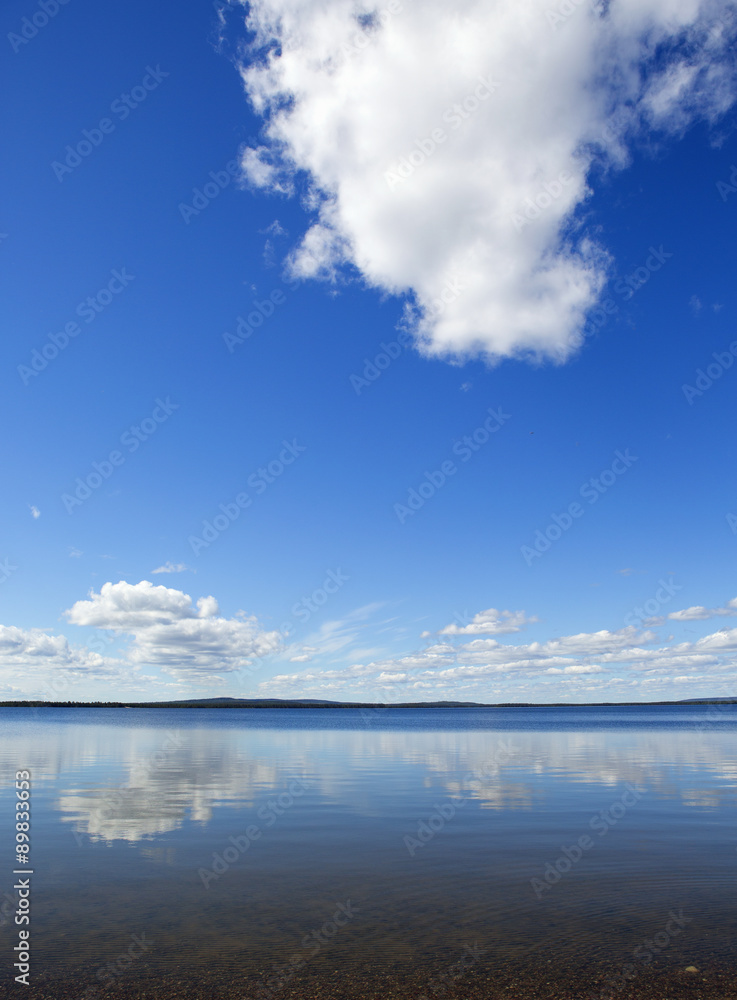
<box><xmin>1</xmin><ymin>704</ymin><xmax>736</xmax><ymax>998</ymax></box>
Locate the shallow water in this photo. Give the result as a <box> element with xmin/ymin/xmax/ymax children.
<box><xmin>1</xmin><ymin>705</ymin><xmax>736</xmax><ymax>995</ymax></box>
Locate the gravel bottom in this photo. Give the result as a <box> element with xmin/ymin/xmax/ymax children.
<box><xmin>3</xmin><ymin>959</ymin><xmax>736</xmax><ymax>1000</ymax></box>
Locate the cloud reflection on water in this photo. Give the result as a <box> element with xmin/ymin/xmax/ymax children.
<box><xmin>0</xmin><ymin>711</ymin><xmax>735</xmax><ymax>843</ymax></box>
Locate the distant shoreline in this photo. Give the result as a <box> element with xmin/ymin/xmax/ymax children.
<box><xmin>0</xmin><ymin>697</ymin><xmax>735</xmax><ymax>709</ymax></box>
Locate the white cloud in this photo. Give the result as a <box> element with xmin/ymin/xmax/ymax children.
<box><xmin>66</xmin><ymin>580</ymin><xmax>212</xmax><ymax>630</ymax></box>
<box><xmin>289</xmin><ymin>647</ymin><xmax>317</xmax><ymax>662</ymax></box>
<box><xmin>65</xmin><ymin>580</ymin><xmax>281</xmax><ymax>676</ymax></box>
<box><xmin>545</xmin><ymin>664</ymin><xmax>604</xmax><ymax>675</ymax></box>
<box><xmin>29</xmin><ymin>505</ymin><xmax>40</xmax><ymax>519</ymax></box>
<box><xmin>668</xmin><ymin>597</ymin><xmax>737</xmax><ymax>620</ymax></box>
<box><xmin>0</xmin><ymin>624</ymin><xmax>125</xmax><ymax>700</ymax></box>
<box><xmin>669</xmin><ymin>606</ymin><xmax>714</xmax><ymax>621</ymax></box>
<box><xmin>438</xmin><ymin>608</ymin><xmax>537</xmax><ymax>636</ymax></box>
<box><xmin>286</xmin><ymin>603</ymin><xmax>386</xmax><ymax>661</ymax></box>
<box><xmin>259</xmin><ymin>219</ymin><xmax>286</xmax><ymax>237</ymax></box>
<box><xmin>238</xmin><ymin>0</ymin><xmax>736</xmax><ymax>363</ymax></box>
<box><xmin>0</xmin><ymin>626</ymin><xmax>111</xmax><ymax>674</ymax></box>
<box><xmin>5</xmin><ymin>589</ymin><xmax>737</xmax><ymax>703</ymax></box>
<box><xmin>68</xmin><ymin>547</ymin><xmax>82</xmax><ymax>558</ymax></box>
<box><xmin>151</xmin><ymin>562</ymin><xmax>193</xmax><ymax>574</ymax></box>
<box><xmin>258</xmin><ymin>599</ymin><xmax>737</xmax><ymax>702</ymax></box>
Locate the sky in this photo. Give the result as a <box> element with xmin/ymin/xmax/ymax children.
<box><xmin>1</xmin><ymin>0</ymin><xmax>737</xmax><ymax>705</ymax></box>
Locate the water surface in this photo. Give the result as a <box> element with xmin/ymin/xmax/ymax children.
<box><xmin>1</xmin><ymin>705</ymin><xmax>735</xmax><ymax>997</ymax></box>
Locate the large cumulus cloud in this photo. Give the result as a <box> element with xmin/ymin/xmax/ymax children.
<box><xmin>65</xmin><ymin>580</ymin><xmax>282</xmax><ymax>675</ymax></box>
<box><xmin>238</xmin><ymin>0</ymin><xmax>737</xmax><ymax>362</ymax></box>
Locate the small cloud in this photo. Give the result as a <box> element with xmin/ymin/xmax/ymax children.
<box><xmin>439</xmin><ymin>608</ymin><xmax>537</xmax><ymax>636</ymax></box>
<box><xmin>460</xmin><ymin>382</ymin><xmax>472</xmax><ymax>392</ymax></box>
<box><xmin>545</xmin><ymin>664</ymin><xmax>604</xmax><ymax>675</ymax></box>
<box><xmin>68</xmin><ymin>547</ymin><xmax>82</xmax><ymax>558</ymax></box>
<box><xmin>29</xmin><ymin>506</ymin><xmax>40</xmax><ymax>519</ymax></box>
<box><xmin>618</xmin><ymin>568</ymin><xmax>634</xmax><ymax>576</ymax></box>
<box><xmin>260</xmin><ymin>220</ymin><xmax>287</xmax><ymax>267</ymax></box>
<box><xmin>668</xmin><ymin>597</ymin><xmax>737</xmax><ymax>621</ymax></box>
<box><xmin>689</xmin><ymin>295</ymin><xmax>702</xmax><ymax>315</ymax></box>
<box><xmin>713</xmin><ymin>303</ymin><xmax>724</xmax><ymax>313</ymax></box>
<box><xmin>288</xmin><ymin>646</ymin><xmax>317</xmax><ymax>662</ymax></box>
<box><xmin>259</xmin><ymin>220</ymin><xmax>286</xmax><ymax>238</ymax></box>
<box><xmin>151</xmin><ymin>562</ymin><xmax>193</xmax><ymax>575</ymax></box>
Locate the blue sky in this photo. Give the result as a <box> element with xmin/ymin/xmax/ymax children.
<box><xmin>2</xmin><ymin>0</ymin><xmax>737</xmax><ymax>703</ymax></box>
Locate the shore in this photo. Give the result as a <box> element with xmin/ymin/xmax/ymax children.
<box><xmin>4</xmin><ymin>958</ymin><xmax>736</xmax><ymax>1000</ymax></box>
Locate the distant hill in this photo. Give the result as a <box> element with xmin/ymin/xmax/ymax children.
<box><xmin>676</xmin><ymin>696</ymin><xmax>737</xmax><ymax>703</ymax></box>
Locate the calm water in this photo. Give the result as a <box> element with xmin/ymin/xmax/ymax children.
<box><xmin>1</xmin><ymin>705</ymin><xmax>736</xmax><ymax>993</ymax></box>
